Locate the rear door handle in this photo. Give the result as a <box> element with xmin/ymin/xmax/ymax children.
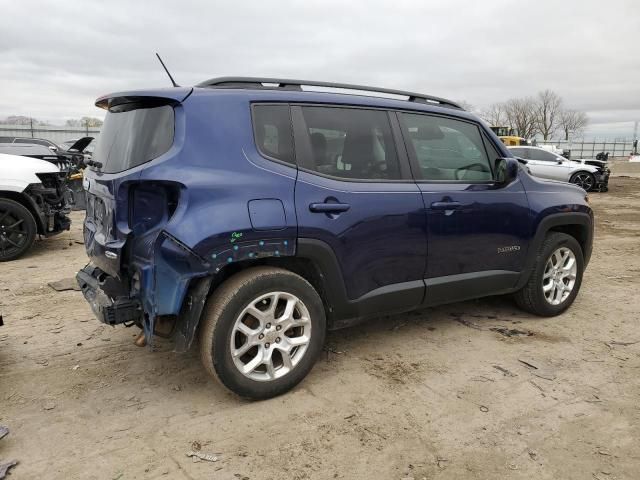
<box><xmin>309</xmin><ymin>202</ymin><xmax>351</xmax><ymax>213</ymax></box>
<box><xmin>430</xmin><ymin>201</ymin><xmax>462</xmax><ymax>210</ymax></box>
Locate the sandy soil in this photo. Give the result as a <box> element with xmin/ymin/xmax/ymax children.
<box><xmin>1</xmin><ymin>178</ymin><xmax>639</xmax><ymax>480</ymax></box>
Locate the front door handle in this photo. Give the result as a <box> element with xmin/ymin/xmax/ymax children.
<box><xmin>309</xmin><ymin>202</ymin><xmax>351</xmax><ymax>213</ymax></box>
<box><xmin>430</xmin><ymin>201</ymin><xmax>462</xmax><ymax>210</ymax></box>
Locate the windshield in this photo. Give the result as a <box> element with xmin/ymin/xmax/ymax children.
<box><xmin>93</xmin><ymin>105</ymin><xmax>174</xmax><ymax>173</ymax></box>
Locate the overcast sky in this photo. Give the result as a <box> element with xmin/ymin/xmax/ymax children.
<box><xmin>1</xmin><ymin>0</ymin><xmax>638</xmax><ymax>138</ymax></box>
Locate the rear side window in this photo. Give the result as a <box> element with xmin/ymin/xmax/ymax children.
<box><xmin>252</xmin><ymin>105</ymin><xmax>295</xmax><ymax>165</ymax></box>
<box><xmin>93</xmin><ymin>105</ymin><xmax>174</xmax><ymax>174</ymax></box>
<box><xmin>299</xmin><ymin>106</ymin><xmax>401</xmax><ymax>180</ymax></box>
<box><xmin>400</xmin><ymin>113</ymin><xmax>492</xmax><ymax>181</ymax></box>
<box><xmin>510</xmin><ymin>147</ymin><xmax>527</xmax><ymax>159</ymax></box>
<box><xmin>530</xmin><ymin>149</ymin><xmax>558</xmax><ymax>162</ymax></box>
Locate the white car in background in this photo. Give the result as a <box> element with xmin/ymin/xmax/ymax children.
<box><xmin>0</xmin><ymin>153</ymin><xmax>72</xmax><ymax>261</ymax></box>
<box><xmin>508</xmin><ymin>146</ymin><xmax>610</xmax><ymax>191</ymax></box>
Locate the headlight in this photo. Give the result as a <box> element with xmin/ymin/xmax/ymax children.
<box><xmin>36</xmin><ymin>172</ymin><xmax>64</xmax><ymax>189</ymax></box>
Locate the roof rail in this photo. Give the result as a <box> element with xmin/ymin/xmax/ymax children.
<box><xmin>196</xmin><ymin>77</ymin><xmax>462</xmax><ymax>110</ymax></box>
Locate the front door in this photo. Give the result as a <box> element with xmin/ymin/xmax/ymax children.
<box><xmin>292</xmin><ymin>105</ymin><xmax>426</xmax><ymax>313</ymax></box>
<box><xmin>526</xmin><ymin>148</ymin><xmax>571</xmax><ymax>181</ymax></box>
<box><xmin>396</xmin><ymin>111</ymin><xmax>531</xmax><ymax>305</ymax></box>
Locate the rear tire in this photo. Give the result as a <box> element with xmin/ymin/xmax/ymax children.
<box><xmin>514</xmin><ymin>232</ymin><xmax>584</xmax><ymax>316</ymax></box>
<box><xmin>570</xmin><ymin>171</ymin><xmax>596</xmax><ymax>191</ymax></box>
<box><xmin>0</xmin><ymin>198</ymin><xmax>37</xmax><ymax>262</ymax></box>
<box><xmin>199</xmin><ymin>266</ymin><xmax>326</xmax><ymax>400</ymax></box>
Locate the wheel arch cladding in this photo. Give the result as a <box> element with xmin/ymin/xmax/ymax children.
<box><xmin>516</xmin><ymin>211</ymin><xmax>593</xmax><ymax>290</ymax></box>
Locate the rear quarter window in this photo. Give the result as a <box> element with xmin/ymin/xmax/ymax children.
<box><xmin>94</xmin><ymin>105</ymin><xmax>174</xmax><ymax>174</ymax></box>
<box><xmin>252</xmin><ymin>104</ymin><xmax>295</xmax><ymax>165</ymax></box>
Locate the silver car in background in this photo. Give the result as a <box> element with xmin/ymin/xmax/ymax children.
<box><xmin>508</xmin><ymin>146</ymin><xmax>610</xmax><ymax>191</ymax></box>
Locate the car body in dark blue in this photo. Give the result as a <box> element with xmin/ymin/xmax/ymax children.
<box><xmin>77</xmin><ymin>78</ymin><xmax>593</xmax><ymax>399</ymax></box>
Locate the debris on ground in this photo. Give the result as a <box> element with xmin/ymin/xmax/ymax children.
<box><xmin>490</xmin><ymin>327</ymin><xmax>533</xmax><ymax>337</ymax></box>
<box><xmin>43</xmin><ymin>401</ymin><xmax>56</xmax><ymax>410</ymax></box>
<box><xmin>185</xmin><ymin>451</ymin><xmax>219</xmax><ymax>462</ymax></box>
<box><xmin>493</xmin><ymin>365</ymin><xmax>517</xmax><ymax>377</ymax></box>
<box><xmin>518</xmin><ymin>358</ymin><xmax>557</xmax><ymax>381</ymax></box>
<box><xmin>453</xmin><ymin>316</ymin><xmax>483</xmax><ymax>330</ymax></box>
<box><xmin>0</xmin><ymin>461</ymin><xmax>18</xmax><ymax>479</ymax></box>
<box><xmin>605</xmin><ymin>340</ymin><xmax>639</xmax><ymax>348</ymax></box>
<box><xmin>0</xmin><ymin>426</ymin><xmax>8</xmax><ymax>441</ymax></box>
<box><xmin>47</xmin><ymin>278</ymin><xmax>81</xmax><ymax>292</ymax></box>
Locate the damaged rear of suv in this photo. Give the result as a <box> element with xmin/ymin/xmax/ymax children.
<box><xmin>78</xmin><ymin>79</ymin><xmax>593</xmax><ymax>399</ymax></box>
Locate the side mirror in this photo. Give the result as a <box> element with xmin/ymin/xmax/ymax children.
<box><xmin>49</xmin><ymin>145</ymin><xmax>57</xmax><ymax>151</ymax></box>
<box><xmin>557</xmin><ymin>159</ymin><xmax>563</xmax><ymax>164</ymax></box>
<box><xmin>494</xmin><ymin>157</ymin><xmax>519</xmax><ymax>186</ymax></box>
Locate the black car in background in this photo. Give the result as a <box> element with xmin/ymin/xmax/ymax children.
<box><xmin>0</xmin><ymin>136</ymin><xmax>93</xmax><ymax>167</ymax></box>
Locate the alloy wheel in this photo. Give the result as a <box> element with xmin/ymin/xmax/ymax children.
<box><xmin>542</xmin><ymin>247</ymin><xmax>577</xmax><ymax>305</ymax></box>
<box><xmin>571</xmin><ymin>173</ymin><xmax>594</xmax><ymax>191</ymax></box>
<box><xmin>230</xmin><ymin>291</ymin><xmax>312</xmax><ymax>382</ymax></box>
<box><xmin>0</xmin><ymin>209</ymin><xmax>29</xmax><ymax>260</ymax></box>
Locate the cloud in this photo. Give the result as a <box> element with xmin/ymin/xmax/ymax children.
<box><xmin>0</xmin><ymin>0</ymin><xmax>638</xmax><ymax>137</ymax></box>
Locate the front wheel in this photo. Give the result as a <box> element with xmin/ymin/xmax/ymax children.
<box><xmin>199</xmin><ymin>267</ymin><xmax>326</xmax><ymax>399</ymax></box>
<box><xmin>570</xmin><ymin>171</ymin><xmax>596</xmax><ymax>191</ymax></box>
<box><xmin>0</xmin><ymin>198</ymin><xmax>37</xmax><ymax>262</ymax></box>
<box><xmin>514</xmin><ymin>232</ymin><xmax>584</xmax><ymax>316</ymax></box>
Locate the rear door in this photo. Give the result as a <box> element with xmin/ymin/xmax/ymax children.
<box><xmin>397</xmin><ymin>112</ymin><xmax>531</xmax><ymax>305</ymax></box>
<box><xmin>292</xmin><ymin>105</ymin><xmax>426</xmax><ymax>312</ymax></box>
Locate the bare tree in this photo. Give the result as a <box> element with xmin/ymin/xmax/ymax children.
<box><xmin>480</xmin><ymin>102</ymin><xmax>507</xmax><ymax>127</ymax></box>
<box><xmin>559</xmin><ymin>109</ymin><xmax>588</xmax><ymax>140</ymax></box>
<box><xmin>504</xmin><ymin>97</ymin><xmax>538</xmax><ymax>139</ymax></box>
<box><xmin>65</xmin><ymin>117</ymin><xmax>103</xmax><ymax>128</ymax></box>
<box><xmin>535</xmin><ymin>90</ymin><xmax>563</xmax><ymax>140</ymax></box>
<box><xmin>457</xmin><ymin>100</ymin><xmax>475</xmax><ymax>113</ymax></box>
<box><xmin>0</xmin><ymin>115</ymin><xmax>47</xmax><ymax>125</ymax></box>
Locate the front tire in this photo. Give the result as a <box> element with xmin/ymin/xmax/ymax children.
<box><xmin>0</xmin><ymin>198</ymin><xmax>37</xmax><ymax>262</ymax></box>
<box><xmin>570</xmin><ymin>171</ymin><xmax>596</xmax><ymax>191</ymax></box>
<box><xmin>199</xmin><ymin>266</ymin><xmax>326</xmax><ymax>399</ymax></box>
<box><xmin>514</xmin><ymin>232</ymin><xmax>584</xmax><ymax>316</ymax></box>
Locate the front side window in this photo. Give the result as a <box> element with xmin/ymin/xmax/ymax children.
<box><xmin>400</xmin><ymin>113</ymin><xmax>492</xmax><ymax>181</ymax></box>
<box><xmin>252</xmin><ymin>105</ymin><xmax>294</xmax><ymax>165</ymax></box>
<box><xmin>300</xmin><ymin>106</ymin><xmax>401</xmax><ymax>180</ymax></box>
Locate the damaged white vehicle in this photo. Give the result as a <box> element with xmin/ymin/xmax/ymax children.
<box><xmin>0</xmin><ymin>153</ymin><xmax>72</xmax><ymax>261</ymax></box>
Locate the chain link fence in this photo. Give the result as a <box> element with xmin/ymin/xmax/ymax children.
<box><xmin>537</xmin><ymin>139</ymin><xmax>636</xmax><ymax>159</ymax></box>
<box><xmin>1</xmin><ymin>125</ymin><xmax>637</xmax><ymax>160</ymax></box>
<box><xmin>0</xmin><ymin>124</ymin><xmax>101</xmax><ymax>145</ymax></box>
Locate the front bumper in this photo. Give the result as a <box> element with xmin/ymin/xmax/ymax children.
<box><xmin>76</xmin><ymin>265</ymin><xmax>141</xmax><ymax>326</ymax></box>
<box><xmin>595</xmin><ymin>170</ymin><xmax>610</xmax><ymax>191</ymax></box>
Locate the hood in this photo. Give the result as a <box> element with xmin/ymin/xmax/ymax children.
<box><xmin>66</xmin><ymin>136</ymin><xmax>94</xmax><ymax>153</ymax></box>
<box><xmin>577</xmin><ymin>159</ymin><xmax>608</xmax><ymax>169</ymax></box>
<box><xmin>531</xmin><ymin>174</ymin><xmax>586</xmax><ymax>194</ymax></box>
<box><xmin>0</xmin><ymin>152</ymin><xmax>58</xmax><ymax>192</ymax></box>
<box><xmin>561</xmin><ymin>159</ymin><xmax>599</xmax><ymax>171</ymax></box>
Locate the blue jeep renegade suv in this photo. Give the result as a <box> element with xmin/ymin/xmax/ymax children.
<box><xmin>77</xmin><ymin>77</ymin><xmax>593</xmax><ymax>399</ymax></box>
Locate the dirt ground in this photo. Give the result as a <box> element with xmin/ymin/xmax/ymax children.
<box><xmin>1</xmin><ymin>177</ymin><xmax>639</xmax><ymax>480</ymax></box>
